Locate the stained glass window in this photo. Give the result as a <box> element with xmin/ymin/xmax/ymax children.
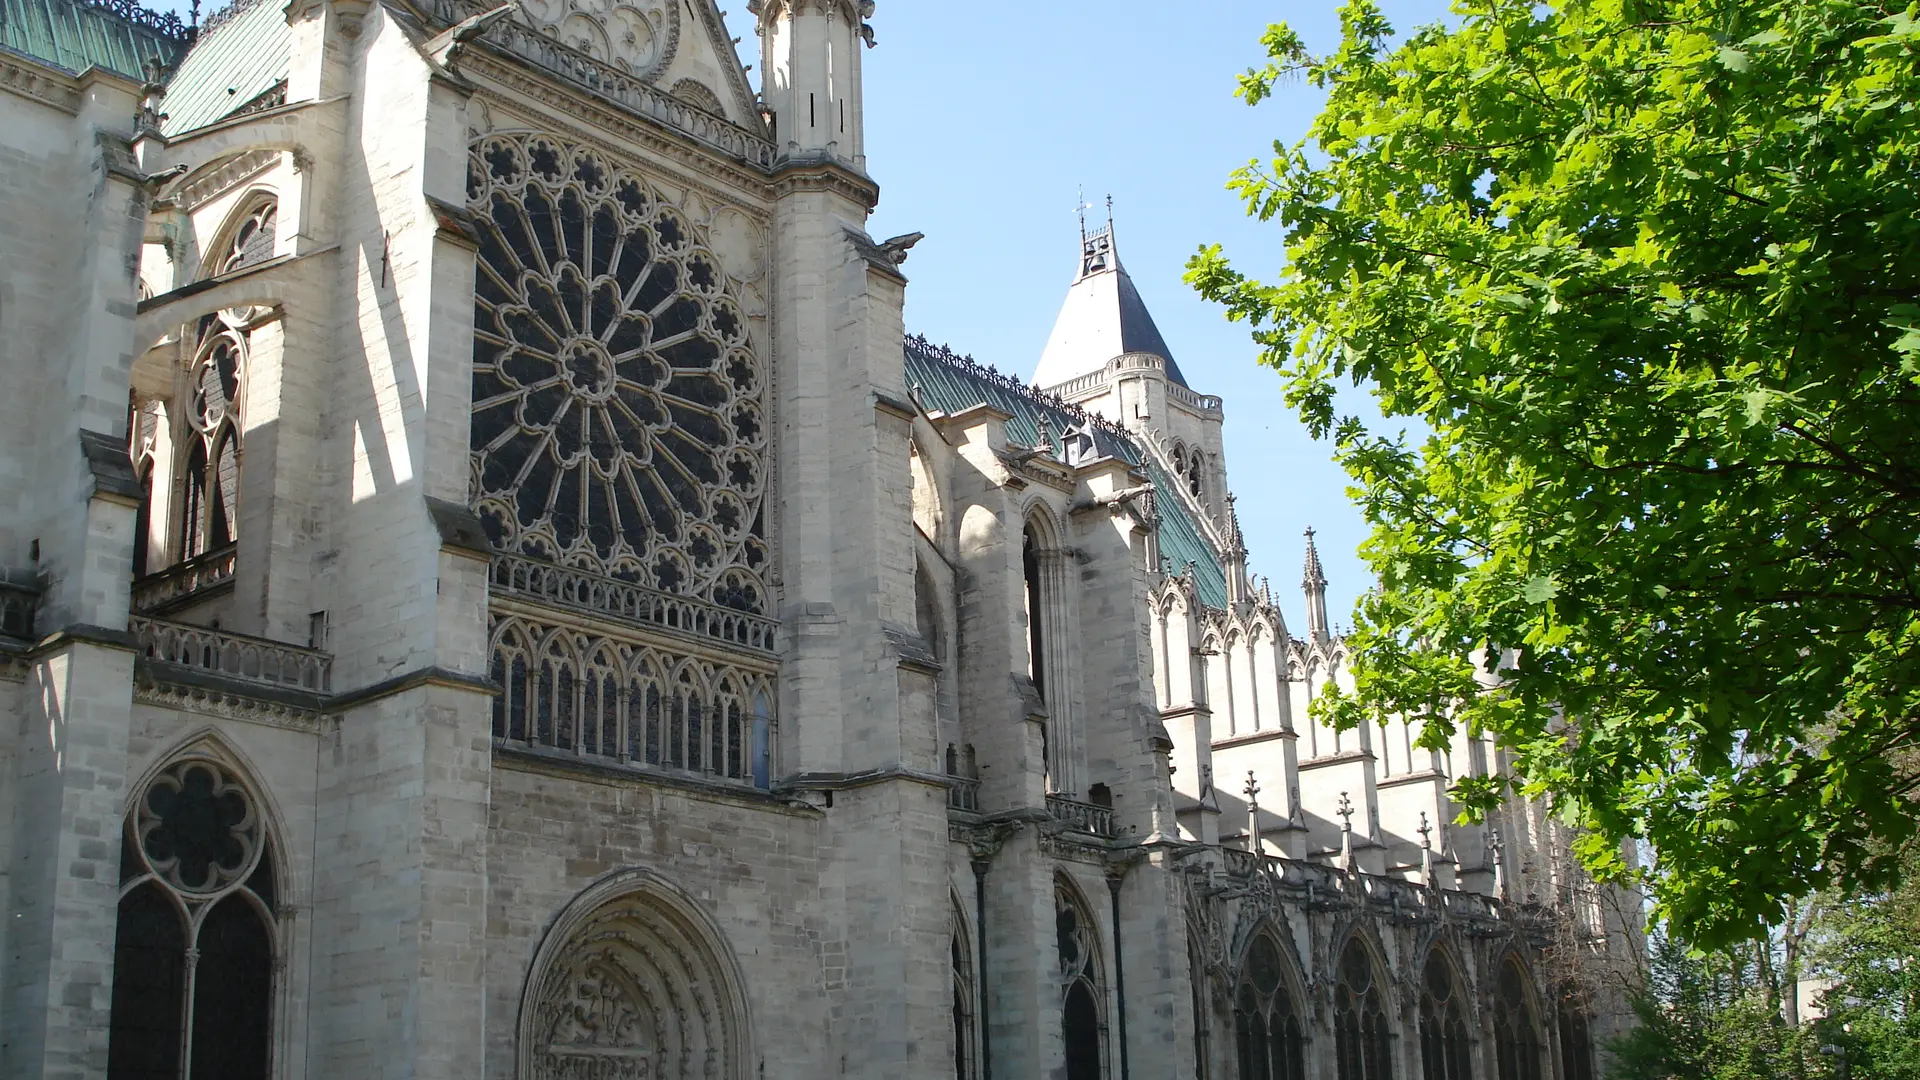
<box><xmin>1335</xmin><ymin>940</ymin><xmax>1394</xmax><ymax>1080</ymax></box>
<box><xmin>1419</xmin><ymin>956</ymin><xmax>1472</xmax><ymax>1080</ymax></box>
<box><xmin>1056</xmin><ymin>883</ymin><xmax>1106</xmax><ymax>1080</ymax></box>
<box><xmin>1234</xmin><ymin>933</ymin><xmax>1305</xmax><ymax>1080</ymax></box>
<box><xmin>466</xmin><ymin>132</ymin><xmax>768</xmax><ymax>614</ymax></box>
<box><xmin>1557</xmin><ymin>989</ymin><xmax>1595</xmax><ymax>1080</ymax></box>
<box><xmin>1494</xmin><ymin>958</ymin><xmax>1544</xmax><ymax>1080</ymax></box>
<box><xmin>107</xmin><ymin>757</ymin><xmax>276</xmax><ymax>1080</ymax></box>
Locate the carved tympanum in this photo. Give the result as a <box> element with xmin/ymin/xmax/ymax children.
<box><xmin>524</xmin><ymin>887</ymin><xmax>741</xmax><ymax>1080</ymax></box>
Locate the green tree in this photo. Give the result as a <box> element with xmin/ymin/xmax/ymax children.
<box><xmin>1188</xmin><ymin>0</ymin><xmax>1920</xmax><ymax>945</ymax></box>
<box><xmin>1609</xmin><ymin>846</ymin><xmax>1920</xmax><ymax>1078</ymax></box>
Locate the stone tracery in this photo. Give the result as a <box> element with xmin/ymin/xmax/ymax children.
<box><xmin>514</xmin><ymin>0</ymin><xmax>678</xmax><ymax>78</ymax></box>
<box><xmin>468</xmin><ymin>132</ymin><xmax>768</xmax><ymax>615</ymax></box>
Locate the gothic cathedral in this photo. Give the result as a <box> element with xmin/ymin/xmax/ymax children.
<box><xmin>0</xmin><ymin>0</ymin><xmax>1637</xmax><ymax>1077</ymax></box>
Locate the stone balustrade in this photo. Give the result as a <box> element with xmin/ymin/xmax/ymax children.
<box><xmin>1046</xmin><ymin>794</ymin><xmax>1116</xmax><ymax>838</ymax></box>
<box><xmin>131</xmin><ymin>543</ymin><xmax>236</xmax><ymax>614</ymax></box>
<box><xmin>131</xmin><ymin>615</ymin><xmax>332</xmax><ymax>693</ymax></box>
<box><xmin>490</xmin><ymin>554</ymin><xmax>781</xmax><ymax>655</ymax></box>
<box><xmin>946</xmin><ymin>775</ymin><xmax>980</xmax><ymax>813</ymax></box>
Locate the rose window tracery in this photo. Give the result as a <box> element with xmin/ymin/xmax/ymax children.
<box><xmin>468</xmin><ymin>133</ymin><xmax>768</xmax><ymax>614</ymax></box>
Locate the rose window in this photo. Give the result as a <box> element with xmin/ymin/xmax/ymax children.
<box><xmin>468</xmin><ymin>133</ymin><xmax>768</xmax><ymax>614</ymax></box>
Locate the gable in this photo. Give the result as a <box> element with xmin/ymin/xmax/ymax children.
<box><xmin>650</xmin><ymin>0</ymin><xmax>759</xmax><ymax>127</ymax></box>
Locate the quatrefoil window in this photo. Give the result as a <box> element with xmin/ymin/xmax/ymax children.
<box><xmin>468</xmin><ymin>133</ymin><xmax>769</xmax><ymax>614</ymax></box>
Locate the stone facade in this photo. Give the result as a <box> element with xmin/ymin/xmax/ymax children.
<box><xmin>0</xmin><ymin>1</ymin><xmax>1638</xmax><ymax>1078</ymax></box>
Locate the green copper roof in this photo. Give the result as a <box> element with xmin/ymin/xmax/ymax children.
<box><xmin>1</xmin><ymin>0</ymin><xmax>189</xmax><ymax>79</ymax></box>
<box><xmin>903</xmin><ymin>333</ymin><xmax>1229</xmax><ymax>610</ymax></box>
<box><xmin>158</xmin><ymin>0</ymin><xmax>286</xmax><ymax>135</ymax></box>
<box><xmin>1147</xmin><ymin>461</ymin><xmax>1229</xmax><ymax>609</ymax></box>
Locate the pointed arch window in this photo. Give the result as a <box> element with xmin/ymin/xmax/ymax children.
<box><xmin>1024</xmin><ymin>513</ymin><xmax>1074</xmax><ymax>792</ymax></box>
<box><xmin>1334</xmin><ymin>940</ymin><xmax>1394</xmax><ymax>1080</ymax></box>
<box><xmin>178</xmin><ymin>326</ymin><xmax>243</xmax><ymax>560</ymax></box>
<box><xmin>108</xmin><ymin>756</ymin><xmax>278</xmax><ymax>1080</ymax></box>
<box><xmin>1418</xmin><ymin>956</ymin><xmax>1472</xmax><ymax>1080</ymax></box>
<box><xmin>1556</xmin><ymin>989</ymin><xmax>1594</xmax><ymax>1080</ymax></box>
<box><xmin>1234</xmin><ymin>933</ymin><xmax>1305</xmax><ymax>1080</ymax></box>
<box><xmin>1493</xmin><ymin>958</ymin><xmax>1544</xmax><ymax>1080</ymax></box>
<box><xmin>1056</xmin><ymin>882</ymin><xmax>1107</xmax><ymax>1080</ymax></box>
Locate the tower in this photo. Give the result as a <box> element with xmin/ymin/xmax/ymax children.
<box><xmin>751</xmin><ymin>0</ymin><xmax>873</xmax><ymax>168</ymax></box>
<box><xmin>1032</xmin><ymin>208</ymin><xmax>1235</xmax><ymax>538</ymax></box>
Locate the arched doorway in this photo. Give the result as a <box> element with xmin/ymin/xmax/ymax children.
<box><xmin>518</xmin><ymin>871</ymin><xmax>752</xmax><ymax>1079</ymax></box>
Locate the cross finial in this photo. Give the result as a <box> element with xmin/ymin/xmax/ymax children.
<box><xmin>1243</xmin><ymin>771</ymin><xmax>1260</xmax><ymax>808</ymax></box>
<box><xmin>1417</xmin><ymin>812</ymin><xmax>1433</xmax><ymax>850</ymax></box>
<box><xmin>1336</xmin><ymin>791</ymin><xmax>1355</xmax><ymax>832</ymax></box>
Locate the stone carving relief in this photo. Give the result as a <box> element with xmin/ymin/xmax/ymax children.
<box><xmin>516</xmin><ymin>0</ymin><xmax>680</xmax><ymax>78</ymax></box>
<box><xmin>522</xmin><ymin>880</ymin><xmax>746</xmax><ymax>1080</ymax></box>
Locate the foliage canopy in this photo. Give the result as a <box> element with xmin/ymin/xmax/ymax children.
<box><xmin>1189</xmin><ymin>0</ymin><xmax>1920</xmax><ymax>945</ymax></box>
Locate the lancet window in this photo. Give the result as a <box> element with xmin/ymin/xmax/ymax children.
<box><xmin>1493</xmin><ymin>958</ymin><xmax>1545</xmax><ymax>1080</ymax></box>
<box><xmin>107</xmin><ymin>755</ymin><xmax>278</xmax><ymax>1080</ymax></box>
<box><xmin>1056</xmin><ymin>881</ymin><xmax>1107</xmax><ymax>1080</ymax></box>
<box><xmin>1023</xmin><ymin>513</ymin><xmax>1075</xmax><ymax>792</ymax></box>
<box><xmin>1418</xmin><ymin>955</ymin><xmax>1472</xmax><ymax>1080</ymax></box>
<box><xmin>1334</xmin><ymin>940</ymin><xmax>1394</xmax><ymax>1080</ymax></box>
<box><xmin>178</xmin><ymin>322</ymin><xmax>243</xmax><ymax>560</ymax></box>
<box><xmin>1234</xmin><ymin>932</ymin><xmax>1305</xmax><ymax>1080</ymax></box>
<box><xmin>1557</xmin><ymin>990</ymin><xmax>1595</xmax><ymax>1080</ymax></box>
<box><xmin>131</xmin><ymin>197</ymin><xmax>276</xmax><ymax>575</ymax></box>
<box><xmin>1170</xmin><ymin>441</ymin><xmax>1205</xmax><ymax>499</ymax></box>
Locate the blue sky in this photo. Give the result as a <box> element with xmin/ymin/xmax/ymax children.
<box><xmin>854</xmin><ymin>1</ymin><xmax>1449</xmax><ymax>627</ymax></box>
<box><xmin>152</xmin><ymin>0</ymin><xmax>1454</xmax><ymax>628</ymax></box>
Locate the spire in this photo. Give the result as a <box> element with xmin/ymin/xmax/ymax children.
<box><xmin>1033</xmin><ymin>202</ymin><xmax>1189</xmax><ymax>390</ymax></box>
<box><xmin>1303</xmin><ymin>527</ymin><xmax>1330</xmax><ymax>642</ymax></box>
<box><xmin>1223</xmin><ymin>493</ymin><xmax>1249</xmax><ymax>605</ymax></box>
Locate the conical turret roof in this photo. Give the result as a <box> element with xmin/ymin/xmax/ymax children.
<box><xmin>1032</xmin><ymin>221</ymin><xmax>1189</xmax><ymax>390</ymax></box>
